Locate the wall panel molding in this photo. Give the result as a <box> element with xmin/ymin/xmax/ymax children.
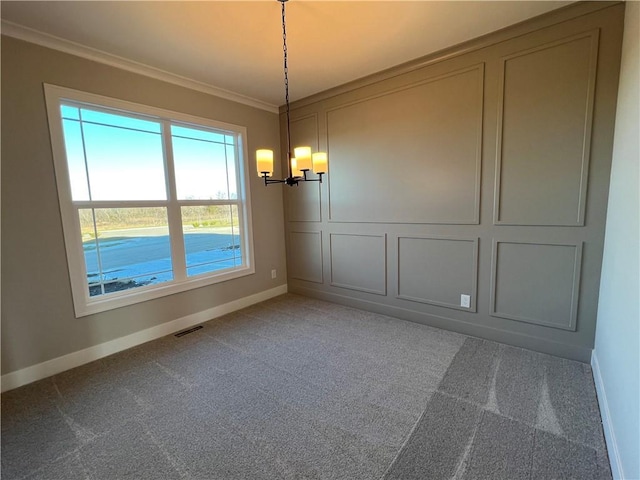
<box><xmin>288</xmin><ymin>231</ymin><xmax>323</xmax><ymax>283</ymax></box>
<box><xmin>490</xmin><ymin>240</ymin><xmax>583</xmax><ymax>331</ymax></box>
<box><xmin>286</xmin><ymin>113</ymin><xmax>322</xmax><ymax>222</ymax></box>
<box><xmin>329</xmin><ymin>233</ymin><xmax>387</xmax><ymax>295</ymax></box>
<box><xmin>493</xmin><ymin>30</ymin><xmax>599</xmax><ymax>226</ymax></box>
<box><xmin>326</xmin><ymin>64</ymin><xmax>483</xmax><ymax>224</ymax></box>
<box><xmin>397</xmin><ymin>235</ymin><xmax>479</xmax><ymax>312</ymax></box>
<box><xmin>281</xmin><ymin>3</ymin><xmax>624</xmax><ymax>363</ymax></box>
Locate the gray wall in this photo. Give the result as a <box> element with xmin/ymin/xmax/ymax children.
<box><xmin>595</xmin><ymin>1</ymin><xmax>639</xmax><ymax>478</ymax></box>
<box><xmin>1</xmin><ymin>36</ymin><xmax>286</xmax><ymax>375</ymax></box>
<box><xmin>283</xmin><ymin>2</ymin><xmax>624</xmax><ymax>362</ymax></box>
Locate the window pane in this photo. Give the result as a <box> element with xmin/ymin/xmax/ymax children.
<box><xmin>79</xmin><ymin>110</ymin><xmax>166</xmax><ymax>201</ymax></box>
<box><xmin>61</xmin><ymin>105</ymin><xmax>80</xmax><ymax>120</ymax></box>
<box><xmin>181</xmin><ymin>205</ymin><xmax>242</xmax><ymax>276</ymax></box>
<box><xmin>61</xmin><ymin>119</ymin><xmax>90</xmax><ymax>201</ymax></box>
<box><xmin>171</xmin><ymin>125</ymin><xmax>225</xmax><ymax>144</ymax></box>
<box><xmin>95</xmin><ymin>272</ymin><xmax>174</xmax><ymax>297</ymax></box>
<box><xmin>80</xmin><ymin>208</ymin><xmax>173</xmax><ymax>297</ymax></box>
<box><xmin>172</xmin><ymin>125</ymin><xmax>235</xmax><ymax>200</ymax></box>
<box><xmin>80</xmin><ymin>108</ymin><xmax>161</xmax><ymax>134</ymax></box>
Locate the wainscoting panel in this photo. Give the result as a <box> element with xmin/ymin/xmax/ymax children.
<box><xmin>490</xmin><ymin>240</ymin><xmax>582</xmax><ymax>331</ymax></box>
<box><xmin>283</xmin><ymin>3</ymin><xmax>624</xmax><ymax>362</ymax></box>
<box><xmin>330</xmin><ymin>233</ymin><xmax>387</xmax><ymax>295</ymax></box>
<box><xmin>288</xmin><ymin>231</ymin><xmax>323</xmax><ymax>283</ymax></box>
<box><xmin>286</xmin><ymin>114</ymin><xmax>321</xmax><ymax>222</ymax></box>
<box><xmin>327</xmin><ymin>65</ymin><xmax>483</xmax><ymax>224</ymax></box>
<box><xmin>397</xmin><ymin>236</ymin><xmax>478</xmax><ymax>312</ymax></box>
<box><xmin>494</xmin><ymin>31</ymin><xmax>599</xmax><ymax>226</ymax></box>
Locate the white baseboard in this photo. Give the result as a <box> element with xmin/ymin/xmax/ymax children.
<box><xmin>1</xmin><ymin>285</ymin><xmax>287</xmax><ymax>393</ymax></box>
<box><xmin>591</xmin><ymin>350</ymin><xmax>625</xmax><ymax>479</ymax></box>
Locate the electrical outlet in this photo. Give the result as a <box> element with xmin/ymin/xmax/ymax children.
<box><xmin>271</xmin><ymin>269</ymin><xmax>277</xmax><ymax>279</ymax></box>
<box><xmin>460</xmin><ymin>294</ymin><xmax>471</xmax><ymax>308</ymax></box>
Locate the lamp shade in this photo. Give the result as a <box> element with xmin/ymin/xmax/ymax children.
<box><xmin>312</xmin><ymin>152</ymin><xmax>328</xmax><ymax>174</ymax></box>
<box><xmin>256</xmin><ymin>149</ymin><xmax>274</xmax><ymax>176</ymax></box>
<box><xmin>291</xmin><ymin>157</ymin><xmax>303</xmax><ymax>177</ymax></box>
<box><xmin>293</xmin><ymin>146</ymin><xmax>312</xmax><ymax>171</ymax></box>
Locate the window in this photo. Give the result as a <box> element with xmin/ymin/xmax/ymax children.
<box><xmin>44</xmin><ymin>85</ymin><xmax>254</xmax><ymax>317</ymax></box>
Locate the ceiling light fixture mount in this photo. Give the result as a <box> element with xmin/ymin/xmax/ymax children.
<box><xmin>256</xmin><ymin>0</ymin><xmax>327</xmax><ymax>187</ymax></box>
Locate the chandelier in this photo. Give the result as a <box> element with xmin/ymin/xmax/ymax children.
<box><xmin>256</xmin><ymin>0</ymin><xmax>327</xmax><ymax>186</ymax></box>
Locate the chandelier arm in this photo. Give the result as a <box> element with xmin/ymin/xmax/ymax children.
<box><xmin>302</xmin><ymin>170</ymin><xmax>323</xmax><ymax>183</ymax></box>
<box><xmin>262</xmin><ymin>174</ymin><xmax>287</xmax><ymax>185</ymax></box>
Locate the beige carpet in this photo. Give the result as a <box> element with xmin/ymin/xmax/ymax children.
<box><xmin>1</xmin><ymin>294</ymin><xmax>610</xmax><ymax>479</ymax></box>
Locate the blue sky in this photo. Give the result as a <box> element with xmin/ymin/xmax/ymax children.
<box><xmin>61</xmin><ymin>105</ymin><xmax>237</xmax><ymax>202</ymax></box>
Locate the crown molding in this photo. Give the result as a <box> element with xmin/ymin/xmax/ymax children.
<box><xmin>1</xmin><ymin>20</ymin><xmax>279</xmax><ymax>114</ymax></box>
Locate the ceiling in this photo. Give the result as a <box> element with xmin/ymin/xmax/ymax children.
<box><xmin>1</xmin><ymin>1</ymin><xmax>573</xmax><ymax>109</ymax></box>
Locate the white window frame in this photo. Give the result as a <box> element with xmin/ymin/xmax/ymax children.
<box><xmin>44</xmin><ymin>84</ymin><xmax>255</xmax><ymax>317</ymax></box>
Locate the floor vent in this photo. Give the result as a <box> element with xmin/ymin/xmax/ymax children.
<box><xmin>174</xmin><ymin>325</ymin><xmax>203</xmax><ymax>337</ymax></box>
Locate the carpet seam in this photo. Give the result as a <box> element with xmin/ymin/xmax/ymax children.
<box><xmin>452</xmin><ymin>406</ymin><xmax>484</xmax><ymax>480</ymax></box>
<box><xmin>436</xmin><ymin>389</ymin><xmax>606</xmax><ymax>458</ymax></box>
<box><xmin>137</xmin><ymin>417</ymin><xmax>192</xmax><ymax>480</ymax></box>
<box><xmin>378</xmin><ymin>396</ymin><xmax>431</xmax><ymax>480</ymax></box>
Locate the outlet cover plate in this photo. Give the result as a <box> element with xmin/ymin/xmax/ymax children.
<box><xmin>460</xmin><ymin>294</ymin><xmax>471</xmax><ymax>308</ymax></box>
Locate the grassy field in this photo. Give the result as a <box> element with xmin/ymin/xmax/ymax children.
<box><xmin>79</xmin><ymin>206</ymin><xmax>239</xmax><ymax>236</ymax></box>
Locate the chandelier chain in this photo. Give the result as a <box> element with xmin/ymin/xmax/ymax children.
<box><xmin>281</xmin><ymin>0</ymin><xmax>292</xmax><ymax>172</ymax></box>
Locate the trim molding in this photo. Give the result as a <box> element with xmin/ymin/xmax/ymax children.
<box><xmin>492</xmin><ymin>30</ymin><xmax>599</xmax><ymax>226</ymax></box>
<box><xmin>1</xmin><ymin>20</ymin><xmax>279</xmax><ymax>114</ymax></box>
<box><xmin>288</xmin><ymin>231</ymin><xmax>324</xmax><ymax>284</ymax></box>
<box><xmin>396</xmin><ymin>235</ymin><xmax>479</xmax><ymax>313</ymax></box>
<box><xmin>591</xmin><ymin>350</ymin><xmax>624</xmax><ymax>480</ymax></box>
<box><xmin>489</xmin><ymin>240</ymin><xmax>583</xmax><ymax>331</ymax></box>
<box><xmin>325</xmin><ymin>64</ymin><xmax>484</xmax><ymax>225</ymax></box>
<box><xmin>329</xmin><ymin>233</ymin><xmax>387</xmax><ymax>295</ymax></box>
<box><xmin>0</xmin><ymin>285</ymin><xmax>288</xmax><ymax>393</ymax></box>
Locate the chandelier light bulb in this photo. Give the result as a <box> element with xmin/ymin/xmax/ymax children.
<box><xmin>312</xmin><ymin>152</ymin><xmax>328</xmax><ymax>174</ymax></box>
<box><xmin>256</xmin><ymin>149</ymin><xmax>274</xmax><ymax>176</ymax></box>
<box><xmin>293</xmin><ymin>146</ymin><xmax>312</xmax><ymax>171</ymax></box>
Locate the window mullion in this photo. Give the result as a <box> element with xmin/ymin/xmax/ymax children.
<box><xmin>162</xmin><ymin>120</ymin><xmax>187</xmax><ymax>281</ymax></box>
